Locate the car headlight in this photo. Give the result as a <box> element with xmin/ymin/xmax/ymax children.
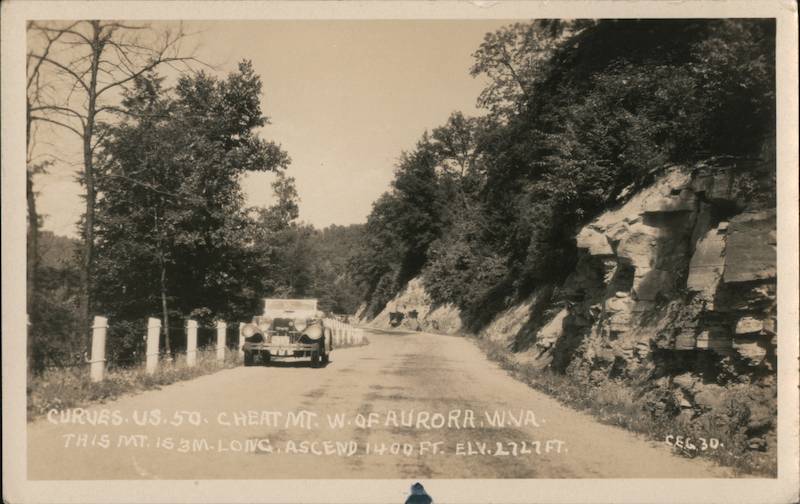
<box><xmin>301</xmin><ymin>324</ymin><xmax>323</xmax><ymax>341</ymax></box>
<box><xmin>294</xmin><ymin>318</ymin><xmax>308</xmax><ymax>332</ymax></box>
<box><xmin>242</xmin><ymin>324</ymin><xmax>258</xmax><ymax>338</ymax></box>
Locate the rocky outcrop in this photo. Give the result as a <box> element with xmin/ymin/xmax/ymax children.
<box><xmin>365</xmin><ymin>157</ymin><xmax>776</xmax><ymax>456</ymax></box>
<box><xmin>362</xmin><ymin>278</ymin><xmax>462</xmax><ymax>334</ymax></box>
<box><xmin>521</xmin><ymin>160</ymin><xmax>776</xmax><ymax>451</ymax></box>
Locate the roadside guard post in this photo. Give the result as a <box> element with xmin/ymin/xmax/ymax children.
<box><xmin>238</xmin><ymin>322</ymin><xmax>245</xmax><ymax>360</ymax></box>
<box><xmin>90</xmin><ymin>316</ymin><xmax>108</xmax><ymax>382</ymax></box>
<box><xmin>186</xmin><ymin>320</ymin><xmax>198</xmax><ymax>367</ymax></box>
<box><xmin>146</xmin><ymin>317</ymin><xmax>161</xmax><ymax>375</ymax></box>
<box><xmin>216</xmin><ymin>321</ymin><xmax>227</xmax><ymax>362</ymax></box>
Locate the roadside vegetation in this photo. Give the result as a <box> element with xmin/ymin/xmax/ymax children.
<box><xmin>28</xmin><ymin>25</ymin><xmax>365</xmax><ymax>375</ymax></box>
<box><xmin>348</xmin><ymin>19</ymin><xmax>774</xmax><ymax>328</ymax></box>
<box><xmin>28</xmin><ymin>336</ymin><xmax>368</xmax><ymax>422</ymax></box>
<box><xmin>27</xmin><ymin>348</ymin><xmax>240</xmax><ymax>421</ymax></box>
<box><xmin>475</xmin><ymin>337</ymin><xmax>777</xmax><ymax>476</ymax></box>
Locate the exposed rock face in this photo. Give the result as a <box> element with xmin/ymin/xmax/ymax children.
<box><xmin>367</xmin><ymin>158</ymin><xmax>776</xmax><ymax>456</ymax></box>
<box><xmin>686</xmin><ymin>222</ymin><xmax>726</xmax><ymax>307</ymax></box>
<box><xmin>520</xmin><ymin>160</ymin><xmax>777</xmax><ymax>451</ymax></box>
<box><xmin>362</xmin><ymin>278</ymin><xmax>462</xmax><ymax>334</ymax></box>
<box><xmin>723</xmin><ymin>210</ymin><xmax>777</xmax><ymax>283</ymax></box>
<box><xmin>532</xmin><ymin>163</ymin><xmax>776</xmax><ymax>361</ymax></box>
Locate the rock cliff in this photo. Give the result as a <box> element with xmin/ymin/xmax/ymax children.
<box><xmin>360</xmin><ymin>278</ymin><xmax>463</xmax><ymax>334</ymax></box>
<box><xmin>363</xmin><ymin>157</ymin><xmax>777</xmax><ymax>454</ymax></box>
<box><xmin>530</xmin><ymin>161</ymin><xmax>777</xmax><ymax>449</ymax></box>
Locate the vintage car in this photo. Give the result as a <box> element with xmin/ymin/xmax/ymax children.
<box><xmin>241</xmin><ymin>298</ymin><xmax>332</xmax><ymax>367</ymax></box>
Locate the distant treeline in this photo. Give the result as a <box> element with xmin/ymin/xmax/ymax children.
<box><xmin>346</xmin><ymin>19</ymin><xmax>775</xmax><ymax>328</ymax></box>
<box><xmin>31</xmin><ymin>220</ymin><xmax>365</xmax><ymax>371</ymax></box>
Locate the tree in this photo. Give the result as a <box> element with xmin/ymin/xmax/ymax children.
<box><xmin>255</xmin><ymin>173</ymin><xmax>300</xmax><ymax>234</ymax></box>
<box><xmin>429</xmin><ymin>112</ymin><xmax>489</xmax><ymax>212</ymax></box>
<box><xmin>246</xmin><ymin>173</ymin><xmax>310</xmax><ymax>299</ymax></box>
<box><xmin>469</xmin><ymin>20</ymin><xmax>592</xmax><ymax>119</ymax></box>
<box><xmin>29</xmin><ymin>232</ymin><xmax>83</xmax><ymax>371</ymax></box>
<box><xmin>27</xmin><ymin>20</ymin><xmax>201</xmax><ymax>351</ymax></box>
<box><xmin>94</xmin><ymin>62</ymin><xmax>290</xmax><ymax>356</ymax></box>
<box><xmin>348</xmin><ymin>193</ymin><xmax>406</xmax><ymax>316</ymax></box>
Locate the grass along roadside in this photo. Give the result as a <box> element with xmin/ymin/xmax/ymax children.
<box><xmin>28</xmin><ymin>338</ymin><xmax>369</xmax><ymax>422</ymax></box>
<box><xmin>472</xmin><ymin>336</ymin><xmax>776</xmax><ymax>477</ymax></box>
<box><xmin>27</xmin><ymin>348</ymin><xmax>240</xmax><ymax>421</ymax></box>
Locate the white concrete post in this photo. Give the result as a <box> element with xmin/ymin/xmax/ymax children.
<box><xmin>238</xmin><ymin>322</ymin><xmax>245</xmax><ymax>360</ymax></box>
<box><xmin>186</xmin><ymin>320</ymin><xmax>198</xmax><ymax>367</ymax></box>
<box><xmin>90</xmin><ymin>316</ymin><xmax>108</xmax><ymax>382</ymax></box>
<box><xmin>146</xmin><ymin>317</ymin><xmax>161</xmax><ymax>375</ymax></box>
<box><xmin>216</xmin><ymin>321</ymin><xmax>227</xmax><ymax>362</ymax></box>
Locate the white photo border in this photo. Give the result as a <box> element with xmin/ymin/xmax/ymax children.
<box><xmin>3</xmin><ymin>1</ymin><xmax>797</xmax><ymax>503</ymax></box>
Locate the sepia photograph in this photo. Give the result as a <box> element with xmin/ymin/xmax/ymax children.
<box><xmin>2</xmin><ymin>1</ymin><xmax>798</xmax><ymax>503</ymax></box>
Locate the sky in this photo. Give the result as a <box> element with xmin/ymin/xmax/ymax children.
<box><xmin>32</xmin><ymin>20</ymin><xmax>512</xmax><ymax>238</ymax></box>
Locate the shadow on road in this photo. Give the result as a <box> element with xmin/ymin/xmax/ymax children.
<box><xmin>248</xmin><ymin>360</ymin><xmax>332</xmax><ymax>369</ymax></box>
<box><xmin>364</xmin><ymin>327</ymin><xmax>417</xmax><ymax>336</ymax></box>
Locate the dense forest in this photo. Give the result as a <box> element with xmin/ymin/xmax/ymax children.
<box><xmin>348</xmin><ymin>19</ymin><xmax>775</xmax><ymax>329</ymax></box>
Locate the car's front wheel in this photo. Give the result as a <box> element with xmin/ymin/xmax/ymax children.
<box><xmin>261</xmin><ymin>351</ymin><xmax>271</xmax><ymax>366</ymax></box>
<box><xmin>243</xmin><ymin>351</ymin><xmax>254</xmax><ymax>367</ymax></box>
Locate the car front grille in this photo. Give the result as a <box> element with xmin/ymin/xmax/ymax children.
<box><xmin>271</xmin><ymin>335</ymin><xmax>291</xmax><ymax>346</ymax></box>
<box><xmin>269</xmin><ymin>330</ymin><xmax>300</xmax><ymax>345</ymax></box>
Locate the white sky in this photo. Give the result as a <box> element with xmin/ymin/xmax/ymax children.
<box><xmin>32</xmin><ymin>20</ymin><xmax>511</xmax><ymax>238</ymax></box>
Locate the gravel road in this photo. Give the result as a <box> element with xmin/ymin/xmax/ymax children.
<box><xmin>28</xmin><ymin>328</ymin><xmax>731</xmax><ymax>479</ymax></box>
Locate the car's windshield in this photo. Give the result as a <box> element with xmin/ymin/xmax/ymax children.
<box><xmin>270</xmin><ymin>318</ymin><xmax>296</xmax><ymax>332</ymax></box>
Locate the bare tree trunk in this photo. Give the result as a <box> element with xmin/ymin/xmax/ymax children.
<box><xmin>78</xmin><ymin>23</ymin><xmax>101</xmax><ymax>353</ymax></box>
<box><xmin>26</xmin><ymin>171</ymin><xmax>39</xmax><ymax>370</ymax></box>
<box><xmin>26</xmin><ymin>99</ymin><xmax>40</xmax><ymax>373</ymax></box>
<box><xmin>27</xmin><ymin>20</ymin><xmax>200</xmax><ymax>355</ymax></box>
<box><xmin>160</xmin><ymin>258</ymin><xmax>171</xmax><ymax>357</ymax></box>
<box><xmin>79</xmin><ymin>146</ymin><xmax>94</xmax><ymax>352</ymax></box>
<box><xmin>27</xmin><ymin>172</ymin><xmax>39</xmax><ymax>311</ymax></box>
<box><xmin>153</xmin><ymin>203</ymin><xmax>172</xmax><ymax>357</ymax></box>
<box><xmin>26</xmin><ymin>102</ymin><xmax>38</xmax><ymax>314</ymax></box>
